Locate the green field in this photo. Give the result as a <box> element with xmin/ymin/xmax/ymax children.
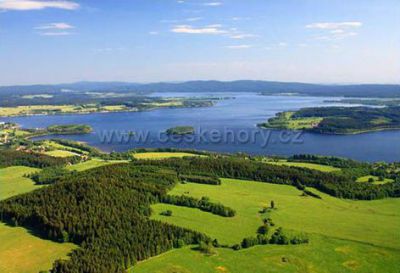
<box><xmin>142</xmin><ymin>178</ymin><xmax>400</xmax><ymax>273</ymax></box>
<box><xmin>356</xmin><ymin>175</ymin><xmax>394</xmax><ymax>185</ymax></box>
<box><xmin>134</xmin><ymin>235</ymin><xmax>400</xmax><ymax>273</ymax></box>
<box><xmin>44</xmin><ymin>150</ymin><xmax>79</xmax><ymax>158</ymax></box>
<box><xmin>66</xmin><ymin>158</ymin><xmax>129</xmax><ymax>172</ymax></box>
<box><xmin>0</xmin><ymin>166</ymin><xmax>41</xmax><ymax>200</ymax></box>
<box><xmin>265</xmin><ymin>160</ymin><xmax>341</xmax><ymax>172</ymax></box>
<box><xmin>0</xmin><ymin>166</ymin><xmax>76</xmax><ymax>273</ymax></box>
<box><xmin>151</xmin><ymin>178</ymin><xmax>400</xmax><ymax>248</ymax></box>
<box><xmin>133</xmin><ymin>152</ymin><xmax>204</xmax><ymax>160</ymax></box>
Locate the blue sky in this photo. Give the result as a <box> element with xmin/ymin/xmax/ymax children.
<box><xmin>0</xmin><ymin>0</ymin><xmax>399</xmax><ymax>85</ymax></box>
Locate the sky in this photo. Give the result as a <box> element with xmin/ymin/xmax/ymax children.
<box><xmin>0</xmin><ymin>0</ymin><xmax>399</xmax><ymax>85</ymax></box>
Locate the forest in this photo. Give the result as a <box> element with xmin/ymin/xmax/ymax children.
<box><xmin>0</xmin><ymin>164</ymin><xmax>208</xmax><ymax>273</ymax></box>
<box><xmin>259</xmin><ymin>106</ymin><xmax>400</xmax><ymax>134</ymax></box>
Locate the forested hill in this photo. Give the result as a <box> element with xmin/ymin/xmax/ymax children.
<box><xmin>0</xmin><ymin>80</ymin><xmax>399</xmax><ymax>98</ymax></box>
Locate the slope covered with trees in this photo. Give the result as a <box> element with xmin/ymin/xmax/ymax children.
<box><xmin>0</xmin><ymin>164</ymin><xmax>208</xmax><ymax>273</ymax></box>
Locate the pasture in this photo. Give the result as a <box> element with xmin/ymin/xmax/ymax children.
<box><xmin>146</xmin><ymin>178</ymin><xmax>400</xmax><ymax>273</ymax></box>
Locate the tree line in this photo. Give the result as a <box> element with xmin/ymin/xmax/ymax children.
<box><xmin>161</xmin><ymin>195</ymin><xmax>236</xmax><ymax>217</ymax></box>
<box><xmin>133</xmin><ymin>157</ymin><xmax>400</xmax><ymax>200</ymax></box>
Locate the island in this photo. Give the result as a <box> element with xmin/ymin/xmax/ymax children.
<box><xmin>166</xmin><ymin>126</ymin><xmax>195</xmax><ymax>135</ymax></box>
<box><xmin>258</xmin><ymin>106</ymin><xmax>400</xmax><ymax>134</ymax></box>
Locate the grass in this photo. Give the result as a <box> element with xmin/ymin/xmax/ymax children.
<box><xmin>0</xmin><ymin>166</ymin><xmax>41</xmax><ymax>200</ymax></box>
<box><xmin>144</xmin><ymin>178</ymin><xmax>400</xmax><ymax>273</ymax></box>
<box><xmin>265</xmin><ymin>160</ymin><xmax>341</xmax><ymax>172</ymax></box>
<box><xmin>133</xmin><ymin>235</ymin><xmax>400</xmax><ymax>273</ymax></box>
<box><xmin>66</xmin><ymin>158</ymin><xmax>129</xmax><ymax>172</ymax></box>
<box><xmin>133</xmin><ymin>152</ymin><xmax>204</xmax><ymax>160</ymax></box>
<box><xmin>0</xmin><ymin>223</ymin><xmax>76</xmax><ymax>273</ymax></box>
<box><xmin>259</xmin><ymin>111</ymin><xmax>323</xmax><ymax>130</ymax></box>
<box><xmin>151</xmin><ymin>178</ymin><xmax>400</xmax><ymax>248</ymax></box>
<box><xmin>0</xmin><ymin>166</ymin><xmax>76</xmax><ymax>273</ymax></box>
<box><xmin>41</xmin><ymin>140</ymin><xmax>89</xmax><ymax>155</ymax></box>
<box><xmin>356</xmin><ymin>175</ymin><xmax>394</xmax><ymax>185</ymax></box>
<box><xmin>44</xmin><ymin>150</ymin><xmax>79</xmax><ymax>158</ymax></box>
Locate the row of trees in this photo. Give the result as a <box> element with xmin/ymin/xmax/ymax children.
<box><xmin>179</xmin><ymin>174</ymin><xmax>221</xmax><ymax>185</ymax></box>
<box><xmin>161</xmin><ymin>195</ymin><xmax>236</xmax><ymax>217</ymax></box>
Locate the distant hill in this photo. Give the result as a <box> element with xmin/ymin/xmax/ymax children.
<box><xmin>0</xmin><ymin>80</ymin><xmax>399</xmax><ymax>98</ymax></box>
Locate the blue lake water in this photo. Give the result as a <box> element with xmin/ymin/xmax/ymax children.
<box><xmin>2</xmin><ymin>93</ymin><xmax>400</xmax><ymax>162</ymax></box>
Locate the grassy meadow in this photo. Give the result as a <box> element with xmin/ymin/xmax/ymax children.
<box><xmin>134</xmin><ymin>235</ymin><xmax>400</xmax><ymax>273</ymax></box>
<box><xmin>66</xmin><ymin>158</ymin><xmax>129</xmax><ymax>172</ymax></box>
<box><xmin>356</xmin><ymin>175</ymin><xmax>394</xmax><ymax>185</ymax></box>
<box><xmin>144</xmin><ymin>177</ymin><xmax>400</xmax><ymax>273</ymax></box>
<box><xmin>0</xmin><ymin>166</ymin><xmax>76</xmax><ymax>273</ymax></box>
<box><xmin>0</xmin><ymin>166</ymin><xmax>41</xmax><ymax>200</ymax></box>
<box><xmin>44</xmin><ymin>150</ymin><xmax>80</xmax><ymax>158</ymax></box>
<box><xmin>265</xmin><ymin>160</ymin><xmax>341</xmax><ymax>172</ymax></box>
<box><xmin>151</xmin><ymin>178</ymin><xmax>400</xmax><ymax>248</ymax></box>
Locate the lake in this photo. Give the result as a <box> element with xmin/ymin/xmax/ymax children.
<box><xmin>2</xmin><ymin>93</ymin><xmax>400</xmax><ymax>162</ymax></box>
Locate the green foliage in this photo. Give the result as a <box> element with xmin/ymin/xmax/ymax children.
<box><xmin>294</xmin><ymin>106</ymin><xmax>400</xmax><ymax>134</ymax></box>
<box><xmin>179</xmin><ymin>174</ymin><xmax>221</xmax><ymax>185</ymax></box>
<box><xmin>166</xmin><ymin>126</ymin><xmax>195</xmax><ymax>135</ymax></box>
<box><xmin>29</xmin><ymin>167</ymin><xmax>73</xmax><ymax>185</ymax></box>
<box><xmin>133</xmin><ymin>157</ymin><xmax>400</xmax><ymax>200</ymax></box>
<box><xmin>0</xmin><ymin>164</ymin><xmax>209</xmax><ymax>273</ymax></box>
<box><xmin>47</xmin><ymin>124</ymin><xmax>92</xmax><ymax>135</ymax></box>
<box><xmin>161</xmin><ymin>195</ymin><xmax>236</xmax><ymax>217</ymax></box>
<box><xmin>160</xmin><ymin>210</ymin><xmax>173</xmax><ymax>217</ymax></box>
<box><xmin>0</xmin><ymin>149</ymin><xmax>80</xmax><ymax>168</ymax></box>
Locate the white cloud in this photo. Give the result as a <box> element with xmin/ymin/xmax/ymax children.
<box><xmin>171</xmin><ymin>24</ymin><xmax>226</xmax><ymax>34</ymax></box>
<box><xmin>148</xmin><ymin>31</ymin><xmax>159</xmax><ymax>35</ymax></box>
<box><xmin>186</xmin><ymin>17</ymin><xmax>203</xmax><ymax>22</ymax></box>
<box><xmin>0</xmin><ymin>0</ymin><xmax>79</xmax><ymax>11</ymax></box>
<box><xmin>203</xmin><ymin>2</ymin><xmax>222</xmax><ymax>6</ymax></box>
<box><xmin>225</xmin><ymin>44</ymin><xmax>252</xmax><ymax>49</ymax></box>
<box><xmin>229</xmin><ymin>33</ymin><xmax>257</xmax><ymax>39</ymax></box>
<box><xmin>306</xmin><ymin>21</ymin><xmax>362</xmax><ymax>29</ymax></box>
<box><xmin>330</xmin><ymin>29</ymin><xmax>344</xmax><ymax>34</ymax></box>
<box><xmin>39</xmin><ymin>31</ymin><xmax>72</xmax><ymax>36</ymax></box>
<box><xmin>306</xmin><ymin>21</ymin><xmax>362</xmax><ymax>42</ymax></box>
<box><xmin>35</xmin><ymin>22</ymin><xmax>74</xmax><ymax>30</ymax></box>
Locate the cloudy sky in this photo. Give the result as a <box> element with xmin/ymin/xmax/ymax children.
<box><xmin>0</xmin><ymin>0</ymin><xmax>399</xmax><ymax>85</ymax></box>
